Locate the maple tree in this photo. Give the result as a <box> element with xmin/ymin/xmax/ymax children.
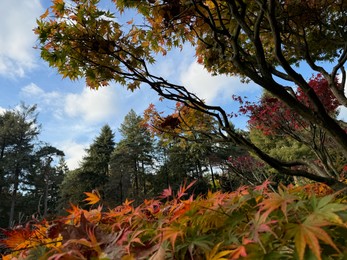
<box><xmin>241</xmin><ymin>74</ymin><xmax>346</xmax><ymax>179</ymax></box>
<box><xmin>2</xmin><ymin>181</ymin><xmax>347</xmax><ymax>259</ymax></box>
<box><xmin>35</xmin><ymin>0</ymin><xmax>347</xmax><ymax>187</ymax></box>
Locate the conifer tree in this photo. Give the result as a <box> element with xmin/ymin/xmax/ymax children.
<box><xmin>0</xmin><ymin>104</ymin><xmax>40</xmax><ymax>226</ymax></box>
<box><xmin>108</xmin><ymin>110</ymin><xmax>154</xmax><ymax>203</ymax></box>
<box><xmin>60</xmin><ymin>125</ymin><xmax>115</xmax><ymax>206</ymax></box>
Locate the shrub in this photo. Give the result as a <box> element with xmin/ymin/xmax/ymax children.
<box><xmin>1</xmin><ymin>181</ymin><xmax>347</xmax><ymax>259</ymax></box>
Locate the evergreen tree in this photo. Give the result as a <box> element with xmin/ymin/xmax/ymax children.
<box><xmin>26</xmin><ymin>145</ymin><xmax>65</xmax><ymax>218</ymax></box>
<box><xmin>59</xmin><ymin>125</ymin><xmax>115</xmax><ymax>207</ymax></box>
<box><xmin>108</xmin><ymin>110</ymin><xmax>154</xmax><ymax>204</ymax></box>
<box><xmin>80</xmin><ymin>124</ymin><xmax>115</xmax><ymax>192</ymax></box>
<box><xmin>106</xmin><ymin>142</ymin><xmax>132</xmax><ymax>206</ymax></box>
<box><xmin>0</xmin><ymin>104</ymin><xmax>40</xmax><ymax>227</ymax></box>
<box><xmin>59</xmin><ymin>168</ymin><xmax>85</xmax><ymax>208</ymax></box>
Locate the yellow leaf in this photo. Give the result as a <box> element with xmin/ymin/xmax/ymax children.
<box><xmin>84</xmin><ymin>190</ymin><xmax>101</xmax><ymax>205</ymax></box>
<box><xmin>205</xmin><ymin>242</ymin><xmax>233</xmax><ymax>260</ymax></box>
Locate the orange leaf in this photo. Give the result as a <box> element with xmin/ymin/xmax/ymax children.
<box><xmin>1</xmin><ymin>254</ymin><xmax>13</xmax><ymax>260</ymax></box>
<box><xmin>0</xmin><ymin>227</ymin><xmax>32</xmax><ymax>250</ymax></box>
<box><xmin>84</xmin><ymin>207</ymin><xmax>102</xmax><ymax>223</ymax></box>
<box><xmin>40</xmin><ymin>8</ymin><xmax>49</xmax><ymax>19</ymax></box>
<box><xmin>254</xmin><ymin>179</ymin><xmax>273</xmax><ymax>192</ymax></box>
<box><xmin>229</xmin><ymin>245</ymin><xmax>247</xmax><ymax>259</ymax></box>
<box><xmin>84</xmin><ymin>190</ymin><xmax>101</xmax><ymax>205</ymax></box>
<box><xmin>258</xmin><ymin>187</ymin><xmax>297</xmax><ymax>221</ymax></box>
<box><xmin>123</xmin><ymin>198</ymin><xmax>134</xmax><ymax>207</ymax></box>
<box><xmin>172</xmin><ymin>196</ymin><xmax>193</xmax><ymax>220</ymax></box>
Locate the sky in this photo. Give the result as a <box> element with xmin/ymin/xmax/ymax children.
<box><xmin>1</xmin><ymin>0</ymin><xmax>345</xmax><ymax>170</ymax></box>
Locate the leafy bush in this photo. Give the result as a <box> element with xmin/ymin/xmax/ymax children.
<box><xmin>1</xmin><ymin>181</ymin><xmax>347</xmax><ymax>259</ymax></box>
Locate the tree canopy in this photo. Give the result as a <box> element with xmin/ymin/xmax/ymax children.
<box><xmin>35</xmin><ymin>0</ymin><xmax>347</xmax><ymax>188</ymax></box>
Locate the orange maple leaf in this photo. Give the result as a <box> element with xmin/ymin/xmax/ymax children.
<box><xmin>258</xmin><ymin>187</ymin><xmax>297</xmax><ymax>221</ymax></box>
<box><xmin>123</xmin><ymin>198</ymin><xmax>134</xmax><ymax>207</ymax></box>
<box><xmin>0</xmin><ymin>226</ymin><xmax>32</xmax><ymax>250</ymax></box>
<box><xmin>84</xmin><ymin>206</ymin><xmax>102</xmax><ymax>223</ymax></box>
<box><xmin>254</xmin><ymin>179</ymin><xmax>273</xmax><ymax>192</ymax></box>
<box><xmin>84</xmin><ymin>190</ymin><xmax>101</xmax><ymax>205</ymax></box>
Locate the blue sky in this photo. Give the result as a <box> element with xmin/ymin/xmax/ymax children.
<box><xmin>2</xmin><ymin>0</ymin><xmax>344</xmax><ymax>170</ymax></box>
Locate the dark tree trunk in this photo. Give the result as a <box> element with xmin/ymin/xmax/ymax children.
<box><xmin>9</xmin><ymin>166</ymin><xmax>20</xmax><ymax>227</ymax></box>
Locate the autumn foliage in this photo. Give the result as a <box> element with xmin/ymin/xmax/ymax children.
<box><xmin>238</xmin><ymin>74</ymin><xmax>340</xmax><ymax>136</ymax></box>
<box><xmin>143</xmin><ymin>102</ymin><xmax>215</xmax><ymax>139</ymax></box>
<box><xmin>2</xmin><ymin>180</ymin><xmax>347</xmax><ymax>260</ymax></box>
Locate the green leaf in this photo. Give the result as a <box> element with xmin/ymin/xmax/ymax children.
<box><xmin>310</xmin><ymin>195</ymin><xmax>347</xmax><ymax>224</ymax></box>
<box><xmin>288</xmin><ymin>218</ymin><xmax>340</xmax><ymax>260</ymax></box>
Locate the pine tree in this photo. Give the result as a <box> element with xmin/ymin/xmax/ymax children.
<box><xmin>108</xmin><ymin>110</ymin><xmax>154</xmax><ymax>204</ymax></box>
<box><xmin>81</xmin><ymin>124</ymin><xmax>115</xmax><ymax>189</ymax></box>
<box><xmin>0</xmin><ymin>104</ymin><xmax>40</xmax><ymax>226</ymax></box>
<box><xmin>59</xmin><ymin>125</ymin><xmax>115</xmax><ymax>207</ymax></box>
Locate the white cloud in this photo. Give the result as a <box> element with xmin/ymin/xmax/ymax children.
<box><xmin>20</xmin><ymin>83</ymin><xmax>62</xmax><ymax>117</ymax></box>
<box><xmin>64</xmin><ymin>86</ymin><xmax>121</xmax><ymax>123</ymax></box>
<box><xmin>21</xmin><ymin>83</ymin><xmax>61</xmax><ymax>101</ymax></box>
<box><xmin>0</xmin><ymin>107</ymin><xmax>6</xmax><ymax>115</ymax></box>
<box><xmin>21</xmin><ymin>83</ymin><xmax>45</xmax><ymax>96</ymax></box>
<box><xmin>180</xmin><ymin>62</ymin><xmax>257</xmax><ymax>104</ymax></box>
<box><xmin>19</xmin><ymin>82</ymin><xmax>154</xmax><ymax>169</ymax></box>
<box><xmin>0</xmin><ymin>0</ymin><xmax>43</xmax><ymax>77</ymax></box>
<box><xmin>58</xmin><ymin>140</ymin><xmax>87</xmax><ymax>170</ymax></box>
<box><xmin>20</xmin><ymin>84</ymin><xmax>121</xmax><ymax>169</ymax></box>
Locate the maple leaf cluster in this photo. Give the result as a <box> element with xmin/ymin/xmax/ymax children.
<box><xmin>236</xmin><ymin>74</ymin><xmax>341</xmax><ymax>136</ymax></box>
<box><xmin>142</xmin><ymin>101</ymin><xmax>215</xmax><ymax>146</ymax></box>
<box><xmin>1</xmin><ymin>180</ymin><xmax>347</xmax><ymax>259</ymax></box>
